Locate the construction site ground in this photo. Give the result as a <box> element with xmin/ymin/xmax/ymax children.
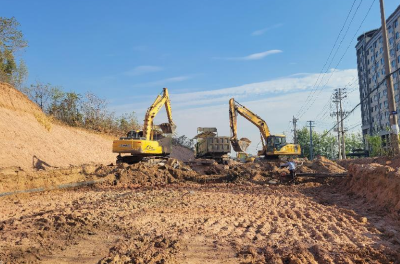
<box><xmin>1</xmin><ymin>157</ymin><xmax>400</xmax><ymax>264</ymax></box>
<box><xmin>1</xmin><ymin>83</ymin><xmax>400</xmax><ymax>263</ymax></box>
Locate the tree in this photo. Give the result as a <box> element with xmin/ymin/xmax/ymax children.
<box><xmin>23</xmin><ymin>81</ymin><xmax>53</xmax><ymax>110</ymax></box>
<box><xmin>345</xmin><ymin>132</ymin><xmax>364</xmax><ymax>153</ymax></box>
<box><xmin>172</xmin><ymin>135</ymin><xmax>194</xmax><ymax>150</ymax></box>
<box><xmin>81</xmin><ymin>92</ymin><xmax>107</xmax><ymax>130</ymax></box>
<box><xmin>55</xmin><ymin>92</ymin><xmax>82</xmax><ymax>126</ymax></box>
<box><xmin>0</xmin><ymin>17</ymin><xmax>28</xmax><ymax>88</ymax></box>
<box><xmin>117</xmin><ymin>111</ymin><xmax>139</xmax><ymax>133</ymax></box>
<box><xmin>366</xmin><ymin>134</ymin><xmax>386</xmax><ymax>157</ymax></box>
<box><xmin>296</xmin><ymin>127</ymin><xmax>363</xmax><ymax>159</ymax></box>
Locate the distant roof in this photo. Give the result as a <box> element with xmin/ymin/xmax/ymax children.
<box><xmin>357</xmin><ymin>4</ymin><xmax>400</xmax><ymax>43</ymax></box>
<box><xmin>357</xmin><ymin>29</ymin><xmax>378</xmax><ymax>42</ymax></box>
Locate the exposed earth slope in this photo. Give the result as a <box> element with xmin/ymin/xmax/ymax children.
<box><xmin>0</xmin><ymin>82</ymin><xmax>116</xmax><ymax>170</ymax></box>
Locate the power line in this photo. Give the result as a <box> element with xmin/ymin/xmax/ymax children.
<box><xmin>295</xmin><ymin>0</ymin><xmax>359</xmax><ymax>118</ymax></box>
<box><xmin>321</xmin><ymin>68</ymin><xmax>399</xmax><ymax>138</ymax></box>
<box><xmin>299</xmin><ymin>0</ymin><xmax>376</xmax><ymax>119</ymax></box>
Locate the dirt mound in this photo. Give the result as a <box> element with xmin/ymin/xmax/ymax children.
<box><xmin>0</xmin><ymin>82</ymin><xmax>116</xmax><ymax>171</ymax></box>
<box><xmin>112</xmin><ymin>159</ymin><xmax>198</xmax><ymax>187</ymax></box>
<box><xmin>303</xmin><ymin>156</ymin><xmax>346</xmax><ymax>174</ymax></box>
<box><xmin>0</xmin><ymin>82</ymin><xmax>43</xmax><ymax>115</ymax></box>
<box><xmin>345</xmin><ymin>163</ymin><xmax>400</xmax><ymax>218</ymax></box>
<box><xmin>170</xmin><ymin>145</ymin><xmax>195</xmax><ymax>162</ymax></box>
<box><xmin>338</xmin><ymin>155</ymin><xmax>400</xmax><ymax>171</ymax></box>
<box><xmin>99</xmin><ymin>235</ymin><xmax>180</xmax><ymax>264</ymax></box>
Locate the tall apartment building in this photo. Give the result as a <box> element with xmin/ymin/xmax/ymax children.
<box><xmin>356</xmin><ymin>5</ymin><xmax>400</xmax><ymax>143</ymax></box>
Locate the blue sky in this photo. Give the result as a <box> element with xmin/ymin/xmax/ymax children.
<box><xmin>3</xmin><ymin>0</ymin><xmax>399</xmax><ymax>153</ymax></box>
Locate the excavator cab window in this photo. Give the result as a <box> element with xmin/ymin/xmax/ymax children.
<box><xmin>274</xmin><ymin>136</ymin><xmax>287</xmax><ymax>151</ymax></box>
<box><xmin>126</xmin><ymin>131</ymin><xmax>144</xmax><ymax>139</ymax></box>
<box><xmin>267</xmin><ymin>136</ymin><xmax>287</xmax><ymax>151</ymax></box>
<box><xmin>275</xmin><ymin>136</ymin><xmax>286</xmax><ymax>145</ymax></box>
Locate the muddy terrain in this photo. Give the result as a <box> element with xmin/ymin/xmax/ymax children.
<box><xmin>1</xmin><ymin>156</ymin><xmax>400</xmax><ymax>264</ymax></box>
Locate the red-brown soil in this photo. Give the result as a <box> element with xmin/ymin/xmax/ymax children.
<box><xmin>1</xmin><ymin>83</ymin><xmax>400</xmax><ymax>263</ymax></box>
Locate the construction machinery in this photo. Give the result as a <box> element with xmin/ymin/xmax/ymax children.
<box><xmin>112</xmin><ymin>88</ymin><xmax>176</xmax><ymax>164</ymax></box>
<box><xmin>229</xmin><ymin>98</ymin><xmax>301</xmax><ymax>159</ymax></box>
<box><xmin>194</xmin><ymin>127</ymin><xmax>231</xmax><ymax>163</ymax></box>
<box><xmin>236</xmin><ymin>152</ymin><xmax>256</xmax><ymax>163</ymax></box>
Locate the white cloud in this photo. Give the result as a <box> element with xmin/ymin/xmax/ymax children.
<box><xmin>171</xmin><ymin>69</ymin><xmax>356</xmax><ymax>107</ymax></box>
<box><xmin>216</xmin><ymin>50</ymin><xmax>282</xmax><ymax>61</ymax></box>
<box><xmin>251</xmin><ymin>23</ymin><xmax>283</xmax><ymax>36</ymax></box>
<box><xmin>110</xmin><ymin>69</ymin><xmax>360</xmax><ymax>155</ymax></box>
<box><xmin>123</xmin><ymin>66</ymin><xmax>163</xmax><ymax>76</ymax></box>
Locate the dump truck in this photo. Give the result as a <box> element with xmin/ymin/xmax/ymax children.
<box><xmin>112</xmin><ymin>88</ymin><xmax>176</xmax><ymax>164</ymax></box>
<box><xmin>194</xmin><ymin>127</ymin><xmax>231</xmax><ymax>163</ymax></box>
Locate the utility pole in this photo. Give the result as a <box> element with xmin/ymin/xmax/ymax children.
<box><xmin>332</xmin><ymin>98</ymin><xmax>341</xmax><ymax>159</ymax></box>
<box><xmin>339</xmin><ymin>89</ymin><xmax>347</xmax><ymax>159</ymax></box>
<box><xmin>292</xmin><ymin>116</ymin><xmax>299</xmax><ymax>144</ymax></box>
<box><xmin>379</xmin><ymin>0</ymin><xmax>400</xmax><ymax>155</ymax></box>
<box><xmin>332</xmin><ymin>89</ymin><xmax>346</xmax><ymax>159</ymax></box>
<box><xmin>307</xmin><ymin>121</ymin><xmax>315</xmax><ymax>160</ymax></box>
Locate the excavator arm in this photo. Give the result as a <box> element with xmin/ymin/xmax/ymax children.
<box><xmin>229</xmin><ymin>98</ymin><xmax>270</xmax><ymax>152</ymax></box>
<box><xmin>143</xmin><ymin>88</ymin><xmax>176</xmax><ymax>140</ymax></box>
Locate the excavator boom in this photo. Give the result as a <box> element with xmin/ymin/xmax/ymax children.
<box><xmin>229</xmin><ymin>98</ymin><xmax>301</xmax><ymax>158</ymax></box>
<box><xmin>112</xmin><ymin>87</ymin><xmax>176</xmax><ymax>163</ymax></box>
<box><xmin>143</xmin><ymin>88</ymin><xmax>176</xmax><ymax>140</ymax></box>
<box><xmin>229</xmin><ymin>98</ymin><xmax>270</xmax><ymax>152</ymax></box>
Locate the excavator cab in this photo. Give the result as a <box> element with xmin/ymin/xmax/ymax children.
<box><xmin>266</xmin><ymin>135</ymin><xmax>287</xmax><ymax>152</ymax></box>
<box><xmin>125</xmin><ymin>130</ymin><xmax>144</xmax><ymax>139</ymax></box>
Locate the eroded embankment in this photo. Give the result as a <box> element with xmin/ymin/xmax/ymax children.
<box><xmin>344</xmin><ymin>163</ymin><xmax>400</xmax><ymax>218</ymax></box>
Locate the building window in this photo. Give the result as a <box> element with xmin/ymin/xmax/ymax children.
<box><xmin>390</xmin><ymin>49</ymin><xmax>395</xmax><ymax>57</ymax></box>
<box><xmin>389</xmin><ymin>26</ymin><xmax>393</xmax><ymax>33</ymax></box>
<box><xmin>384</xmin><ymin>101</ymin><xmax>388</xmax><ymax>107</ymax></box>
<box><xmin>383</xmin><ymin>89</ymin><xmax>387</xmax><ymax>96</ymax></box>
<box><xmin>395</xmin><ymin>20</ymin><xmax>399</xmax><ymax>28</ymax></box>
<box><xmin>394</xmin><ymin>72</ymin><xmax>398</xmax><ymax>79</ymax></box>
<box><xmin>380</xmin><ymin>47</ymin><xmax>383</xmax><ymax>54</ymax></box>
<box><xmin>374</xmin><ymin>41</ymin><xmax>377</xmax><ymax>48</ymax></box>
<box><xmin>389</xmin><ymin>37</ymin><xmax>394</xmax><ymax>45</ymax></box>
<box><xmin>396</xmin><ymin>94</ymin><xmax>400</xmax><ymax>102</ymax></box>
<box><xmin>397</xmin><ymin>32</ymin><xmax>400</xmax><ymax>39</ymax></box>
<box><xmin>392</xmin><ymin>60</ymin><xmax>396</xmax><ymax>67</ymax></box>
<box><xmin>397</xmin><ymin>43</ymin><xmax>400</xmax><ymax>51</ymax></box>
<box><xmin>398</xmin><ymin>55</ymin><xmax>400</xmax><ymax>64</ymax></box>
<box><xmin>376</xmin><ymin>51</ymin><xmax>379</xmax><ymax>58</ymax></box>
<box><xmin>379</xmin><ymin>36</ymin><xmax>383</xmax><ymax>43</ymax></box>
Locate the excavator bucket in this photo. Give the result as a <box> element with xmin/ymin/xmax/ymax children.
<box><xmin>230</xmin><ymin>137</ymin><xmax>251</xmax><ymax>152</ymax></box>
<box><xmin>159</xmin><ymin>123</ymin><xmax>176</xmax><ymax>134</ymax></box>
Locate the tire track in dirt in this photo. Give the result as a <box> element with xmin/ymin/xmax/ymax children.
<box><xmin>0</xmin><ymin>184</ymin><xmax>399</xmax><ymax>263</ymax></box>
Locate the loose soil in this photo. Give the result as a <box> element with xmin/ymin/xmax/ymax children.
<box><xmin>1</xmin><ymin>83</ymin><xmax>400</xmax><ymax>263</ymax></box>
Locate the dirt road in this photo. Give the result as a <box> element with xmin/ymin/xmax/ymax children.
<box><xmin>1</xmin><ymin>182</ymin><xmax>399</xmax><ymax>264</ymax></box>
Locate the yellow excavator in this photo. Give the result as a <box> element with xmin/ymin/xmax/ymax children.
<box><xmin>229</xmin><ymin>98</ymin><xmax>301</xmax><ymax>159</ymax></box>
<box><xmin>112</xmin><ymin>88</ymin><xmax>176</xmax><ymax>164</ymax></box>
